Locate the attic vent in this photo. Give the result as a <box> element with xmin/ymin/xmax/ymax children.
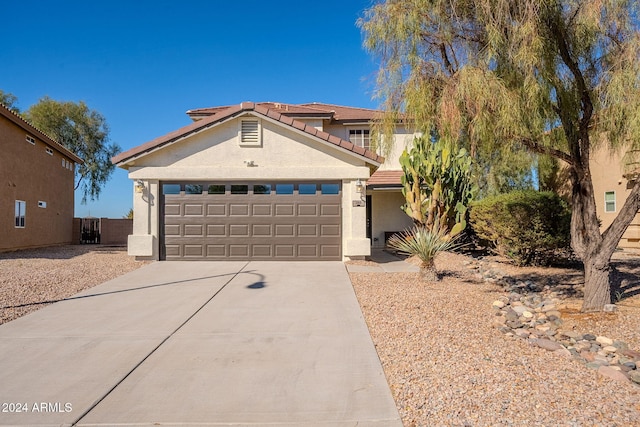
<box><xmin>239</xmin><ymin>119</ymin><xmax>261</xmax><ymax>146</ymax></box>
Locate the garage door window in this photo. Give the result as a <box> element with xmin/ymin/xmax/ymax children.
<box><xmin>276</xmin><ymin>184</ymin><xmax>294</xmax><ymax>194</ymax></box>
<box><xmin>231</xmin><ymin>184</ymin><xmax>249</xmax><ymax>194</ymax></box>
<box><xmin>321</xmin><ymin>183</ymin><xmax>340</xmax><ymax>195</ymax></box>
<box><xmin>163</xmin><ymin>184</ymin><xmax>181</xmax><ymax>195</ymax></box>
<box><xmin>299</xmin><ymin>184</ymin><xmax>317</xmax><ymax>195</ymax></box>
<box><xmin>208</xmin><ymin>184</ymin><xmax>225</xmax><ymax>194</ymax></box>
<box><xmin>185</xmin><ymin>184</ymin><xmax>203</xmax><ymax>194</ymax></box>
<box><xmin>253</xmin><ymin>184</ymin><xmax>271</xmax><ymax>194</ymax></box>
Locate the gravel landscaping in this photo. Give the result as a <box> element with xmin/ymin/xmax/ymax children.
<box><xmin>0</xmin><ymin>245</ymin><xmax>148</xmax><ymax>324</ymax></box>
<box><xmin>2</xmin><ymin>245</ymin><xmax>640</xmax><ymax>425</ymax></box>
<box><xmin>350</xmin><ymin>251</ymin><xmax>640</xmax><ymax>426</ymax></box>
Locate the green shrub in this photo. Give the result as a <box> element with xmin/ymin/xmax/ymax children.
<box><xmin>469</xmin><ymin>190</ymin><xmax>571</xmax><ymax>266</ymax></box>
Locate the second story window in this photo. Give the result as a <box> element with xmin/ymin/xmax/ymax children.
<box><xmin>349</xmin><ymin>129</ymin><xmax>370</xmax><ymax>150</ymax></box>
<box><xmin>605</xmin><ymin>191</ymin><xmax>616</xmax><ymax>212</ymax></box>
<box><xmin>15</xmin><ymin>200</ymin><xmax>26</xmax><ymax>228</ymax></box>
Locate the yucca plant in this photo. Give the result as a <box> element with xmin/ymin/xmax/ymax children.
<box><xmin>387</xmin><ymin>224</ymin><xmax>461</xmax><ymax>282</ymax></box>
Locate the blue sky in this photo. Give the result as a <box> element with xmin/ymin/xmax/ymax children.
<box><xmin>1</xmin><ymin>0</ymin><xmax>379</xmax><ymax>218</ymax></box>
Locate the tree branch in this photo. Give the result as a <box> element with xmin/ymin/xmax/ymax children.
<box><xmin>519</xmin><ymin>137</ymin><xmax>574</xmax><ymax>165</ymax></box>
<box><xmin>439</xmin><ymin>43</ymin><xmax>455</xmax><ymax>75</ymax></box>
<box><xmin>600</xmin><ymin>179</ymin><xmax>640</xmax><ymax>252</ymax></box>
<box><xmin>548</xmin><ymin>13</ymin><xmax>593</xmax><ymax>137</ymax></box>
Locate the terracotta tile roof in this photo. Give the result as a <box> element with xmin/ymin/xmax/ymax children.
<box><xmin>187</xmin><ymin>102</ymin><xmax>382</xmax><ymax>123</ymax></box>
<box><xmin>112</xmin><ymin>102</ymin><xmax>384</xmax><ymax>166</ymax></box>
<box><xmin>187</xmin><ymin>102</ymin><xmax>335</xmax><ymax>121</ymax></box>
<box><xmin>298</xmin><ymin>102</ymin><xmax>382</xmax><ymax>122</ymax></box>
<box><xmin>0</xmin><ymin>103</ymin><xmax>83</xmax><ymax>164</ymax></box>
<box><xmin>367</xmin><ymin>170</ymin><xmax>404</xmax><ymax>187</ymax></box>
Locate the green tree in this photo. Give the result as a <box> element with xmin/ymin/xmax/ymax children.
<box><xmin>0</xmin><ymin>89</ymin><xmax>20</xmax><ymax>113</ymax></box>
<box><xmin>360</xmin><ymin>0</ymin><xmax>640</xmax><ymax>312</ymax></box>
<box><xmin>25</xmin><ymin>97</ymin><xmax>121</xmax><ymax>203</ymax></box>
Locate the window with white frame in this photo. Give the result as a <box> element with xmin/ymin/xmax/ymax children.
<box><xmin>348</xmin><ymin>129</ymin><xmax>370</xmax><ymax>150</ymax></box>
<box><xmin>15</xmin><ymin>201</ymin><xmax>26</xmax><ymax>228</ymax></box>
<box><xmin>605</xmin><ymin>191</ymin><xmax>616</xmax><ymax>213</ymax></box>
<box><xmin>26</xmin><ymin>135</ymin><xmax>35</xmax><ymax>145</ymax></box>
<box><xmin>45</xmin><ymin>147</ymin><xmax>53</xmax><ymax>155</ymax></box>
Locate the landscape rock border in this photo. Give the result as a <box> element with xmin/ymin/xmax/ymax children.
<box><xmin>465</xmin><ymin>258</ymin><xmax>640</xmax><ymax>387</ymax></box>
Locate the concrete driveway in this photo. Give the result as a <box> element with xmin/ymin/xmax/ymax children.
<box><xmin>0</xmin><ymin>261</ymin><xmax>401</xmax><ymax>426</ymax></box>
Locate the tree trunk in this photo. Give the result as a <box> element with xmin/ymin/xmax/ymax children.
<box><xmin>581</xmin><ymin>254</ymin><xmax>612</xmax><ymax>312</ymax></box>
<box><xmin>572</xmin><ymin>172</ymin><xmax>640</xmax><ymax>312</ymax></box>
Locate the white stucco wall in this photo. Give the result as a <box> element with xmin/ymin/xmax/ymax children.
<box><xmin>124</xmin><ymin>112</ymin><xmax>374</xmax><ymax>260</ymax></box>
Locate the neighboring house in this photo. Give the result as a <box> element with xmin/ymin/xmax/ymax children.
<box><xmin>112</xmin><ymin>101</ymin><xmax>416</xmax><ymax>261</ymax></box>
<box><xmin>590</xmin><ymin>144</ymin><xmax>640</xmax><ymax>250</ymax></box>
<box><xmin>0</xmin><ymin>103</ymin><xmax>83</xmax><ymax>252</ymax></box>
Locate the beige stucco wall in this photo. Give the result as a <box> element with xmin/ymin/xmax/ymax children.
<box><xmin>125</xmin><ymin>113</ymin><xmax>373</xmax><ymax>260</ymax></box>
<box><xmin>321</xmin><ymin>123</ymin><xmax>415</xmax><ymax>171</ymax></box>
<box><xmin>377</xmin><ymin>128</ymin><xmax>415</xmax><ymax>171</ymax></box>
<box><xmin>0</xmin><ymin>114</ymin><xmax>76</xmax><ymax>252</ymax></box>
<box><xmin>590</xmin><ymin>146</ymin><xmax>640</xmax><ymax>248</ymax></box>
<box><xmin>368</xmin><ymin>190</ymin><xmax>413</xmax><ymax>248</ymax></box>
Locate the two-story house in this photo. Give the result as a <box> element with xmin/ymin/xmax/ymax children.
<box><xmin>0</xmin><ymin>103</ymin><xmax>83</xmax><ymax>252</ymax></box>
<box><xmin>112</xmin><ymin>102</ymin><xmax>415</xmax><ymax>261</ymax></box>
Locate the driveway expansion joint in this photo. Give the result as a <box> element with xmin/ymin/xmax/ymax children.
<box><xmin>69</xmin><ymin>261</ymin><xmax>250</xmax><ymax>426</ymax></box>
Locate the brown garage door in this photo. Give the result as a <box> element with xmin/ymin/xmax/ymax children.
<box><xmin>161</xmin><ymin>182</ymin><xmax>342</xmax><ymax>260</ymax></box>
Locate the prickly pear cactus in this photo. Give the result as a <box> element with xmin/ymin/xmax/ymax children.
<box><xmin>399</xmin><ymin>136</ymin><xmax>477</xmax><ymax>235</ymax></box>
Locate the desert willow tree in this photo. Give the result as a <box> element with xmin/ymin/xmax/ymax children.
<box><xmin>360</xmin><ymin>0</ymin><xmax>640</xmax><ymax>311</ymax></box>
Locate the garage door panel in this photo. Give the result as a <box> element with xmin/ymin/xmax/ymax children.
<box><xmin>207</xmin><ymin>204</ymin><xmax>226</xmax><ymax>216</ymax></box>
<box><xmin>320</xmin><ymin>204</ymin><xmax>340</xmax><ymax>216</ymax></box>
<box><xmin>320</xmin><ymin>224</ymin><xmax>340</xmax><ymax>236</ymax></box>
<box><xmin>275</xmin><ymin>224</ymin><xmax>295</xmax><ymax>237</ymax></box>
<box><xmin>207</xmin><ymin>224</ymin><xmax>225</xmax><ymax>236</ymax></box>
<box><xmin>298</xmin><ymin>245</ymin><xmax>318</xmax><ymax>257</ymax></box>
<box><xmin>207</xmin><ymin>245</ymin><xmax>226</xmax><ymax>257</ymax></box>
<box><xmin>164</xmin><ymin>203</ymin><xmax>181</xmax><ymax>216</ymax></box>
<box><xmin>163</xmin><ymin>182</ymin><xmax>341</xmax><ymax>260</ymax></box>
<box><xmin>229</xmin><ymin>245</ymin><xmax>249</xmax><ymax>257</ymax></box>
<box><xmin>252</xmin><ymin>245</ymin><xmax>272</xmax><ymax>257</ymax></box>
<box><xmin>252</xmin><ymin>224</ymin><xmax>272</xmax><ymax>237</ymax></box>
<box><xmin>275</xmin><ymin>204</ymin><xmax>295</xmax><ymax>216</ymax></box>
<box><xmin>165</xmin><ymin>224</ymin><xmax>181</xmax><ymax>236</ymax></box>
<box><xmin>297</xmin><ymin>204</ymin><xmax>318</xmax><ymax>216</ymax></box>
<box><xmin>229</xmin><ymin>204</ymin><xmax>249</xmax><ymax>216</ymax></box>
<box><xmin>321</xmin><ymin>245</ymin><xmax>341</xmax><ymax>257</ymax></box>
<box><xmin>298</xmin><ymin>224</ymin><xmax>317</xmax><ymax>236</ymax></box>
<box><xmin>184</xmin><ymin>224</ymin><xmax>204</xmax><ymax>236</ymax></box>
<box><xmin>275</xmin><ymin>245</ymin><xmax>295</xmax><ymax>258</ymax></box>
<box><xmin>165</xmin><ymin>244</ymin><xmax>181</xmax><ymax>257</ymax></box>
<box><xmin>229</xmin><ymin>224</ymin><xmax>249</xmax><ymax>236</ymax></box>
<box><xmin>252</xmin><ymin>204</ymin><xmax>272</xmax><ymax>216</ymax></box>
<box><xmin>184</xmin><ymin>245</ymin><xmax>204</xmax><ymax>257</ymax></box>
<box><xmin>184</xmin><ymin>204</ymin><xmax>204</xmax><ymax>216</ymax></box>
